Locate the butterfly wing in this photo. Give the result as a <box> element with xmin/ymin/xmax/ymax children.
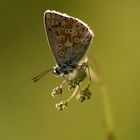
<box><xmin>44</xmin><ymin>10</ymin><xmax>93</xmax><ymax>67</ymax></box>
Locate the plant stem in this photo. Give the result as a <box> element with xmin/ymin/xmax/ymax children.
<box><xmin>99</xmin><ymin>84</ymin><xmax>115</xmax><ymax>140</ymax></box>
<box><xmin>89</xmin><ymin>54</ymin><xmax>116</xmax><ymax>140</ymax></box>
<box><xmin>66</xmin><ymin>85</ymin><xmax>79</xmax><ymax>102</ymax></box>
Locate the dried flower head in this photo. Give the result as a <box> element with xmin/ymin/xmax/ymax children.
<box><xmin>51</xmin><ymin>86</ymin><xmax>62</xmax><ymax>97</ymax></box>
<box><xmin>56</xmin><ymin>101</ymin><xmax>68</xmax><ymax>111</ymax></box>
<box><xmin>76</xmin><ymin>88</ymin><xmax>92</xmax><ymax>102</ymax></box>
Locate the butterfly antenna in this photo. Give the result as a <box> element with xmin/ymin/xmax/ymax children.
<box><xmin>31</xmin><ymin>69</ymin><xmax>53</xmax><ymax>82</ymax></box>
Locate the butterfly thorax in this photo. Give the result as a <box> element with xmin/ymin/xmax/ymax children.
<box><xmin>53</xmin><ymin>63</ymin><xmax>77</xmax><ymax>76</ymax></box>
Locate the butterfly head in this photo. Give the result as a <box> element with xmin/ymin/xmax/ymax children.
<box><xmin>53</xmin><ymin>63</ymin><xmax>77</xmax><ymax>76</ymax></box>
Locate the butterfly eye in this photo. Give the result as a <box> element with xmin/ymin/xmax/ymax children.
<box><xmin>59</xmin><ymin>51</ymin><xmax>64</xmax><ymax>57</ymax></box>
<box><xmin>74</xmin><ymin>38</ymin><xmax>80</xmax><ymax>43</ymax></box>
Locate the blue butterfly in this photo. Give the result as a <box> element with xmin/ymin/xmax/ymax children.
<box><xmin>32</xmin><ymin>10</ymin><xmax>93</xmax><ymax>82</ymax></box>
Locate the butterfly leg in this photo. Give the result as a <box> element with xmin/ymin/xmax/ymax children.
<box><xmin>86</xmin><ymin>62</ymin><xmax>91</xmax><ymax>88</ymax></box>
<box><xmin>75</xmin><ymin>62</ymin><xmax>92</xmax><ymax>102</ymax></box>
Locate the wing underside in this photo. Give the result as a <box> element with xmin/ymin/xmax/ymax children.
<box><xmin>44</xmin><ymin>10</ymin><xmax>93</xmax><ymax>67</ymax></box>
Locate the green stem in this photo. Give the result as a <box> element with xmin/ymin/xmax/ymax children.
<box><xmin>89</xmin><ymin>54</ymin><xmax>115</xmax><ymax>140</ymax></box>
<box><xmin>99</xmin><ymin>84</ymin><xmax>115</xmax><ymax>140</ymax></box>
<box><xmin>66</xmin><ymin>85</ymin><xmax>79</xmax><ymax>102</ymax></box>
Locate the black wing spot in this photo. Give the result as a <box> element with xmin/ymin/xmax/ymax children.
<box><xmin>59</xmin><ymin>51</ymin><xmax>64</xmax><ymax>56</ymax></box>
<box><xmin>58</xmin><ymin>44</ymin><xmax>62</xmax><ymax>49</ymax></box>
<box><xmin>75</xmin><ymin>38</ymin><xmax>80</xmax><ymax>43</ymax></box>
<box><xmin>65</xmin><ymin>29</ymin><xmax>69</xmax><ymax>33</ymax></box>
<box><xmin>69</xmin><ymin>29</ymin><xmax>73</xmax><ymax>33</ymax></box>
<box><xmin>58</xmin><ymin>22</ymin><xmax>61</xmax><ymax>27</ymax></box>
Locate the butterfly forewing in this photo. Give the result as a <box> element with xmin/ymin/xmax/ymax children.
<box><xmin>44</xmin><ymin>10</ymin><xmax>93</xmax><ymax>68</ymax></box>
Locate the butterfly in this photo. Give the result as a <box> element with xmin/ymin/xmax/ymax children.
<box><xmin>32</xmin><ymin>10</ymin><xmax>94</xmax><ymax>82</ymax></box>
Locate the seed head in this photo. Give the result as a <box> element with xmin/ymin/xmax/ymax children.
<box><xmin>55</xmin><ymin>101</ymin><xmax>68</xmax><ymax>111</ymax></box>
<box><xmin>51</xmin><ymin>86</ymin><xmax>62</xmax><ymax>97</ymax></box>
<box><xmin>76</xmin><ymin>88</ymin><xmax>92</xmax><ymax>102</ymax></box>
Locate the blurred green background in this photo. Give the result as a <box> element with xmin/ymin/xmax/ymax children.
<box><xmin>0</xmin><ymin>0</ymin><xmax>140</xmax><ymax>140</ymax></box>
